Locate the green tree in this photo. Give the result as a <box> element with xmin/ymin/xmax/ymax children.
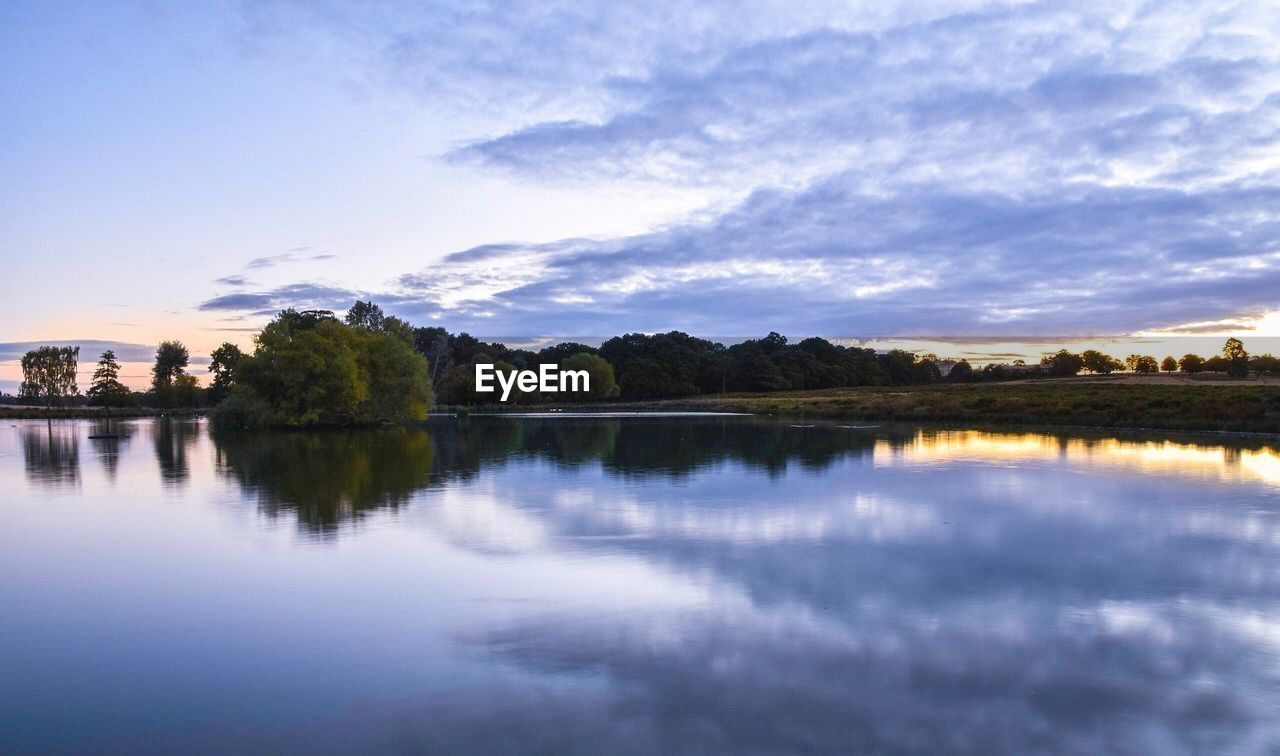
<box><xmin>174</xmin><ymin>374</ymin><xmax>202</xmax><ymax>407</ymax></box>
<box><xmin>1252</xmin><ymin>353</ymin><xmax>1280</xmax><ymax>376</ymax></box>
<box><xmin>151</xmin><ymin>341</ymin><xmax>189</xmax><ymax>390</ymax></box>
<box><xmin>413</xmin><ymin>326</ymin><xmax>452</xmax><ymax>386</ymax></box>
<box><xmin>947</xmin><ymin>359</ymin><xmax>973</xmax><ymax>382</ymax></box>
<box><xmin>1126</xmin><ymin>354</ymin><xmax>1159</xmax><ymax>373</ymax></box>
<box><xmin>1081</xmin><ymin>349</ymin><xmax>1120</xmax><ymax>374</ymax></box>
<box><xmin>20</xmin><ymin>346</ymin><xmax>79</xmax><ymax>408</ymax></box>
<box><xmin>1160</xmin><ymin>356</ymin><xmax>1178</xmax><ymax>372</ymax></box>
<box><xmin>1223</xmin><ymin>337</ymin><xmax>1249</xmax><ymax>377</ymax></box>
<box><xmin>345</xmin><ymin>300</ymin><xmax>385</xmax><ymax>331</ymax></box>
<box><xmin>86</xmin><ymin>350</ymin><xmax>131</xmax><ymax>409</ymax></box>
<box><xmin>211</xmin><ymin>309</ymin><xmax>432</xmax><ymax>428</ymax></box>
<box><xmin>1178</xmin><ymin>353</ymin><xmax>1205</xmax><ymax>373</ymax></box>
<box><xmin>208</xmin><ymin>343</ymin><xmax>245</xmax><ymax>404</ymax></box>
<box><xmin>149</xmin><ymin>341</ymin><xmax>191</xmax><ymax>407</ymax></box>
<box><xmin>560</xmin><ymin>352</ymin><xmax>619</xmax><ymax>399</ymax></box>
<box><xmin>1040</xmin><ymin>349</ymin><xmax>1084</xmax><ymax>377</ymax></box>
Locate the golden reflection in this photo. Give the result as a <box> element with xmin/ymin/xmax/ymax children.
<box><xmin>877</xmin><ymin>431</ymin><xmax>1280</xmax><ymax>487</ymax></box>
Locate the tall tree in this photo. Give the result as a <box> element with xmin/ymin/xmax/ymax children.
<box><xmin>560</xmin><ymin>352</ymin><xmax>619</xmax><ymax>399</ymax></box>
<box><xmin>151</xmin><ymin>341</ymin><xmax>189</xmax><ymax>390</ymax></box>
<box><xmin>414</xmin><ymin>326</ymin><xmax>452</xmax><ymax>385</ymax></box>
<box><xmin>1126</xmin><ymin>354</ymin><xmax>1159</xmax><ymax>373</ymax></box>
<box><xmin>1040</xmin><ymin>349</ymin><xmax>1084</xmax><ymax>377</ymax></box>
<box><xmin>1081</xmin><ymin>349</ymin><xmax>1119</xmax><ymax>374</ymax></box>
<box><xmin>150</xmin><ymin>341</ymin><xmax>191</xmax><ymax>407</ymax></box>
<box><xmin>87</xmin><ymin>350</ymin><xmax>131</xmax><ymax>409</ymax></box>
<box><xmin>20</xmin><ymin>346</ymin><xmax>79</xmax><ymax>408</ymax></box>
<box><xmin>1223</xmin><ymin>337</ymin><xmax>1249</xmax><ymax>377</ymax></box>
<box><xmin>208</xmin><ymin>343</ymin><xmax>245</xmax><ymax>404</ymax></box>
<box><xmin>345</xmin><ymin>300</ymin><xmax>385</xmax><ymax>331</ymax></box>
<box><xmin>211</xmin><ymin>312</ymin><xmax>432</xmax><ymax>428</ymax></box>
<box><xmin>1178</xmin><ymin>353</ymin><xmax>1205</xmax><ymax>373</ymax></box>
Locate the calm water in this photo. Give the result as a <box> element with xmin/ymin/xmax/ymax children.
<box><xmin>2</xmin><ymin>416</ymin><xmax>1279</xmax><ymax>754</ymax></box>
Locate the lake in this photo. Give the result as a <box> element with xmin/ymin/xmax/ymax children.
<box><xmin>2</xmin><ymin>415</ymin><xmax>1279</xmax><ymax>754</ymax></box>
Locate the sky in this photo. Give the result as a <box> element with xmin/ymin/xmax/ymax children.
<box><xmin>3</xmin><ymin>0</ymin><xmax>1280</xmax><ymax>388</ymax></box>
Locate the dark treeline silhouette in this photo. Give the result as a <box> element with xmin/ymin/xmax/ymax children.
<box><xmin>420</xmin><ymin>328</ymin><xmax>1280</xmax><ymax>404</ymax></box>
<box><xmin>10</xmin><ymin>300</ymin><xmax>1280</xmax><ymax>415</ymax></box>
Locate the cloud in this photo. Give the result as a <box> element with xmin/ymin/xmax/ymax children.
<box><xmin>206</xmin><ymin>175</ymin><xmax>1280</xmax><ymax>336</ymax></box>
<box><xmin>447</xmin><ymin>5</ymin><xmax>1280</xmax><ymax>194</ymax></box>
<box><xmin>195</xmin><ymin>1</ymin><xmax>1280</xmax><ymax>337</ymax></box>
<box><xmin>132</xmin><ymin>2</ymin><xmax>1265</xmax><ymax>340</ymax></box>
<box><xmin>243</xmin><ymin>251</ymin><xmax>337</xmax><ymax>270</ymax></box>
<box><xmin>215</xmin><ymin>275</ymin><xmax>251</xmax><ymax>287</ymax></box>
<box><xmin>0</xmin><ymin>340</ymin><xmax>160</xmax><ymax>364</ymax></box>
<box><xmin>245</xmin><ymin>253</ymin><xmax>296</xmax><ymax>270</ymax></box>
<box><xmin>199</xmin><ymin>283</ymin><xmax>366</xmax><ymax>316</ymax></box>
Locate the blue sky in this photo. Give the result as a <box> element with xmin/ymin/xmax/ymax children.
<box><xmin>3</xmin><ymin>1</ymin><xmax>1280</xmax><ymax>387</ymax></box>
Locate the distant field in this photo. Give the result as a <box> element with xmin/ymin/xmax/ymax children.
<box><xmin>1030</xmin><ymin>372</ymin><xmax>1280</xmax><ymax>386</ymax></box>
<box><xmin>591</xmin><ymin>378</ymin><xmax>1280</xmax><ymax>434</ymax></box>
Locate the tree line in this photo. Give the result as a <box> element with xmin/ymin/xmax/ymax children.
<box><xmin>10</xmin><ymin>301</ymin><xmax>1280</xmax><ymax>423</ymax></box>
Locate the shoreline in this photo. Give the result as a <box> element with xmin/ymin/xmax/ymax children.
<box><xmin>447</xmin><ymin>381</ymin><xmax>1280</xmax><ymax>435</ymax></box>
<box><xmin>0</xmin><ymin>407</ymin><xmax>206</xmax><ymax>420</ymax></box>
<box><xmin>8</xmin><ymin>380</ymin><xmax>1279</xmax><ymax>437</ymax></box>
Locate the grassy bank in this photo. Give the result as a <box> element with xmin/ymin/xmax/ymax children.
<box><xmin>502</xmin><ymin>380</ymin><xmax>1280</xmax><ymax>434</ymax></box>
<box><xmin>0</xmin><ymin>406</ymin><xmax>205</xmax><ymax>420</ymax></box>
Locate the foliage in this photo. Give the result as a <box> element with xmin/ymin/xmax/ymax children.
<box><xmin>413</xmin><ymin>326</ymin><xmax>452</xmax><ymax>385</ymax></box>
<box><xmin>344</xmin><ymin>300</ymin><xmax>386</xmax><ymax>331</ymax></box>
<box><xmin>1179</xmin><ymin>354</ymin><xmax>1206</xmax><ymax>373</ymax></box>
<box><xmin>151</xmin><ymin>341</ymin><xmax>189</xmax><ymax>389</ymax></box>
<box><xmin>211</xmin><ymin>308</ymin><xmax>433</xmax><ymax>428</ymax></box>
<box><xmin>86</xmin><ymin>350</ymin><xmax>131</xmax><ymax>408</ymax></box>
<box><xmin>201</xmin><ymin>305</ymin><xmax>1280</xmax><ymax>413</ymax></box>
<box><xmin>212</xmin><ymin>428</ymin><xmax>435</xmax><ymax>532</ymax></box>
<box><xmin>208</xmin><ymin>343</ymin><xmax>245</xmax><ymax>404</ymax></box>
<box><xmin>1160</xmin><ymin>356</ymin><xmax>1178</xmax><ymax>372</ymax></box>
<box><xmin>948</xmin><ymin>359</ymin><xmax>974</xmax><ymax>381</ymax></box>
<box><xmin>560</xmin><ymin>352</ymin><xmax>619</xmax><ymax>399</ymax></box>
<box><xmin>20</xmin><ymin>346</ymin><xmax>79</xmax><ymax>408</ymax></box>
<box><xmin>1253</xmin><ymin>354</ymin><xmax>1280</xmax><ymax>376</ymax></box>
<box><xmin>1223</xmin><ymin>337</ymin><xmax>1249</xmax><ymax>377</ymax></box>
<box><xmin>1041</xmin><ymin>349</ymin><xmax>1084</xmax><ymax>377</ymax></box>
<box><xmin>601</xmin><ymin>331</ymin><xmax>719</xmax><ymax>399</ymax></box>
<box><xmin>1081</xmin><ymin>349</ymin><xmax>1121</xmax><ymax>374</ymax></box>
<box><xmin>1125</xmin><ymin>354</ymin><xmax>1159</xmax><ymax>373</ymax></box>
<box><xmin>149</xmin><ymin>341</ymin><xmax>193</xmax><ymax>407</ymax></box>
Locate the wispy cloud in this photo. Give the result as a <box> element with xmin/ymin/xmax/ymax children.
<box><xmin>204</xmin><ymin>176</ymin><xmax>1280</xmax><ymax>336</ymax></box>
<box><xmin>243</xmin><ymin>251</ymin><xmax>337</xmax><ymax>270</ymax></box>
<box><xmin>0</xmin><ymin>340</ymin><xmax>160</xmax><ymax>363</ymax></box>
<box><xmin>203</xmin><ymin>1</ymin><xmax>1280</xmax><ymax>337</ymax></box>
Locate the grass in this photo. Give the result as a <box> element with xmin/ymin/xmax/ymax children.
<box><xmin>550</xmin><ymin>380</ymin><xmax>1280</xmax><ymax>434</ymax></box>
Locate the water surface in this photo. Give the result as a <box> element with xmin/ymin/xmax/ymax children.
<box><xmin>2</xmin><ymin>416</ymin><xmax>1279</xmax><ymax>753</ymax></box>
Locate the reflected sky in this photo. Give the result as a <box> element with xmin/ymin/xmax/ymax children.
<box><xmin>1</xmin><ymin>417</ymin><xmax>1278</xmax><ymax>753</ymax></box>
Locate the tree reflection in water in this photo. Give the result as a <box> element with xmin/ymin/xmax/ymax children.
<box><xmin>20</xmin><ymin>421</ymin><xmax>80</xmax><ymax>487</ymax></box>
<box><xmin>149</xmin><ymin>418</ymin><xmax>200</xmax><ymax>486</ymax></box>
<box><xmin>211</xmin><ymin>417</ymin><xmax>898</xmax><ymax>535</ymax></box>
<box><xmin>88</xmin><ymin>419</ymin><xmax>132</xmax><ymax>481</ymax></box>
<box><xmin>214</xmin><ymin>428</ymin><xmax>437</xmax><ymax>533</ymax></box>
<box><xmin>9</xmin><ymin>415</ymin><xmax>1280</xmax><ymax>752</ymax></box>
